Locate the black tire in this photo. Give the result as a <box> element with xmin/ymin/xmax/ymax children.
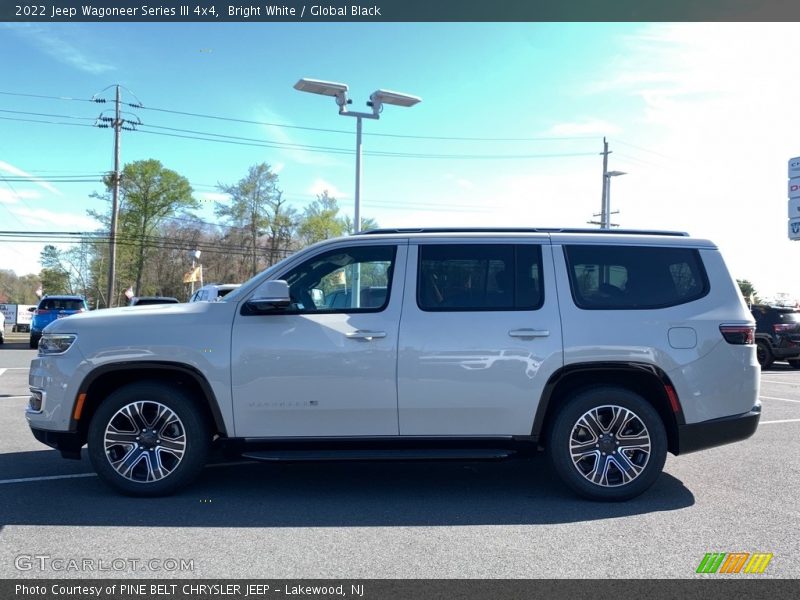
<box><xmin>756</xmin><ymin>340</ymin><xmax>774</xmax><ymax>369</ymax></box>
<box><xmin>87</xmin><ymin>382</ymin><xmax>211</xmax><ymax>497</ymax></box>
<box><xmin>788</xmin><ymin>359</ymin><xmax>800</xmax><ymax>369</ymax></box>
<box><xmin>547</xmin><ymin>386</ymin><xmax>667</xmax><ymax>502</ymax></box>
<box><xmin>29</xmin><ymin>334</ymin><xmax>40</xmax><ymax>349</ymax></box>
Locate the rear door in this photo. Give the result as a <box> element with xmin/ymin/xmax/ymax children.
<box><xmin>397</xmin><ymin>237</ymin><xmax>564</xmax><ymax>436</ymax></box>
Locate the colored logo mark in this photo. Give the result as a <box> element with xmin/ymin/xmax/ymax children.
<box><xmin>696</xmin><ymin>552</ymin><xmax>773</xmax><ymax>574</ymax></box>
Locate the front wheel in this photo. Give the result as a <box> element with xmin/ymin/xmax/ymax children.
<box><xmin>88</xmin><ymin>382</ymin><xmax>211</xmax><ymax>496</ymax></box>
<box><xmin>548</xmin><ymin>386</ymin><xmax>667</xmax><ymax>501</ymax></box>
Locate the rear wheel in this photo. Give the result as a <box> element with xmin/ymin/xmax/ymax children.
<box><xmin>88</xmin><ymin>382</ymin><xmax>211</xmax><ymax>496</ymax></box>
<box><xmin>789</xmin><ymin>359</ymin><xmax>800</xmax><ymax>369</ymax></box>
<box><xmin>756</xmin><ymin>340</ymin><xmax>774</xmax><ymax>369</ymax></box>
<box><xmin>548</xmin><ymin>386</ymin><xmax>667</xmax><ymax>501</ymax></box>
<box><xmin>29</xmin><ymin>334</ymin><xmax>40</xmax><ymax>349</ymax></box>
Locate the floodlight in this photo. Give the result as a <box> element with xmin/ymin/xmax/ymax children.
<box><xmin>294</xmin><ymin>78</ymin><xmax>349</xmax><ymax>97</ymax></box>
<box><xmin>606</xmin><ymin>170</ymin><xmax>626</xmax><ymax>177</ymax></box>
<box><xmin>294</xmin><ymin>77</ymin><xmax>420</xmax><ymax>233</ymax></box>
<box><xmin>369</xmin><ymin>89</ymin><xmax>422</xmax><ymax>108</ymax></box>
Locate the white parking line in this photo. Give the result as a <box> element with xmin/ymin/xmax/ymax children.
<box><xmin>0</xmin><ymin>473</ymin><xmax>96</xmax><ymax>485</ymax></box>
<box><xmin>761</xmin><ymin>418</ymin><xmax>800</xmax><ymax>425</ymax></box>
<box><xmin>0</xmin><ymin>460</ymin><xmax>257</xmax><ymax>486</ymax></box>
<box><xmin>761</xmin><ymin>379</ymin><xmax>800</xmax><ymax>386</ymax></box>
<box><xmin>760</xmin><ymin>395</ymin><xmax>800</xmax><ymax>404</ymax></box>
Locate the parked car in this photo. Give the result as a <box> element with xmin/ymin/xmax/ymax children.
<box><xmin>129</xmin><ymin>296</ymin><xmax>180</xmax><ymax>306</ymax></box>
<box><xmin>750</xmin><ymin>304</ymin><xmax>800</xmax><ymax>369</ymax></box>
<box><xmin>0</xmin><ymin>310</ymin><xmax>4</xmax><ymax>344</ymax></box>
<box><xmin>26</xmin><ymin>228</ymin><xmax>759</xmax><ymax>501</ymax></box>
<box><xmin>188</xmin><ymin>283</ymin><xmax>241</xmax><ymax>303</ymax></box>
<box><xmin>29</xmin><ymin>295</ymin><xmax>88</xmax><ymax>349</ymax></box>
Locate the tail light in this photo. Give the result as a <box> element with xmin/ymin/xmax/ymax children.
<box><xmin>33</xmin><ymin>309</ymin><xmax>51</xmax><ymax>316</ymax></box>
<box><xmin>720</xmin><ymin>325</ymin><xmax>755</xmax><ymax>345</ymax></box>
<box><xmin>773</xmin><ymin>323</ymin><xmax>795</xmax><ymax>334</ymax></box>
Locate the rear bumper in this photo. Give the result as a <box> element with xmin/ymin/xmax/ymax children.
<box><xmin>676</xmin><ymin>407</ymin><xmax>761</xmax><ymax>455</ymax></box>
<box><xmin>30</xmin><ymin>427</ymin><xmax>84</xmax><ymax>459</ymax></box>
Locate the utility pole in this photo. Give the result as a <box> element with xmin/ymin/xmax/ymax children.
<box><xmin>107</xmin><ymin>84</ymin><xmax>121</xmax><ymax>308</ymax></box>
<box><xmin>94</xmin><ymin>85</ymin><xmax>141</xmax><ymax>308</ymax></box>
<box><xmin>600</xmin><ymin>137</ymin><xmax>610</xmax><ymax>229</ymax></box>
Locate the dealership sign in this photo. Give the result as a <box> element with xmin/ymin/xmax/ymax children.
<box><xmin>789</xmin><ymin>158</ymin><xmax>800</xmax><ymax>239</ymax></box>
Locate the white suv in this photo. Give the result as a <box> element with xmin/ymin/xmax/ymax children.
<box><xmin>26</xmin><ymin>228</ymin><xmax>760</xmax><ymax>501</ymax></box>
<box><xmin>188</xmin><ymin>283</ymin><xmax>241</xmax><ymax>303</ymax></box>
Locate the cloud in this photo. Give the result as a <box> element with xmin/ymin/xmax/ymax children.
<box><xmin>443</xmin><ymin>173</ymin><xmax>475</xmax><ymax>189</ymax></box>
<box><xmin>3</xmin><ymin>24</ymin><xmax>114</xmax><ymax>74</ymax></box>
<box><xmin>253</xmin><ymin>105</ymin><xmax>344</xmax><ymax>168</ymax></box>
<box><xmin>0</xmin><ymin>188</ymin><xmax>40</xmax><ymax>205</ymax></box>
<box><xmin>0</xmin><ymin>160</ymin><xmax>61</xmax><ymax>195</ymax></box>
<box><xmin>584</xmin><ymin>23</ymin><xmax>800</xmax><ymax>298</ymax></box>
<box><xmin>545</xmin><ymin>119</ymin><xmax>621</xmax><ymax>136</ymax></box>
<box><xmin>308</xmin><ymin>179</ymin><xmax>347</xmax><ymax>199</ymax></box>
<box><xmin>11</xmin><ymin>207</ymin><xmax>100</xmax><ymax>229</ymax></box>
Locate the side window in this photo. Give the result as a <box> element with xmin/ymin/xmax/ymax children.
<box><xmin>282</xmin><ymin>245</ymin><xmax>396</xmax><ymax>313</ymax></box>
<box><xmin>564</xmin><ymin>245</ymin><xmax>709</xmax><ymax>310</ymax></box>
<box><xmin>417</xmin><ymin>244</ymin><xmax>543</xmax><ymax>311</ymax></box>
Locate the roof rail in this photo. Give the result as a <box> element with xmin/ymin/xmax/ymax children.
<box><xmin>355</xmin><ymin>227</ymin><xmax>690</xmax><ymax>237</ymax></box>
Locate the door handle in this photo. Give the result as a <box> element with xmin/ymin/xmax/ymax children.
<box><xmin>346</xmin><ymin>330</ymin><xmax>387</xmax><ymax>341</ymax></box>
<box><xmin>508</xmin><ymin>329</ymin><xmax>550</xmax><ymax>338</ymax></box>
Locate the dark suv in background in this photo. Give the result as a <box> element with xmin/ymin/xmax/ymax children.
<box><xmin>751</xmin><ymin>304</ymin><xmax>800</xmax><ymax>368</ymax></box>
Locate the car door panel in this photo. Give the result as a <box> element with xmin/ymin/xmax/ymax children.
<box><xmin>231</xmin><ymin>243</ymin><xmax>407</xmax><ymax>437</ymax></box>
<box><xmin>397</xmin><ymin>240</ymin><xmax>563</xmax><ymax>436</ymax></box>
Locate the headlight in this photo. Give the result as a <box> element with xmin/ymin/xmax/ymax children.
<box><xmin>38</xmin><ymin>334</ymin><xmax>77</xmax><ymax>355</ymax></box>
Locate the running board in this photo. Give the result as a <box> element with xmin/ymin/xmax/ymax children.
<box><xmin>241</xmin><ymin>448</ymin><xmax>517</xmax><ymax>462</ymax></box>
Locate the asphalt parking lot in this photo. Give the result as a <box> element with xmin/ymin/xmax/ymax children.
<box><xmin>0</xmin><ymin>335</ymin><xmax>798</xmax><ymax>579</ymax></box>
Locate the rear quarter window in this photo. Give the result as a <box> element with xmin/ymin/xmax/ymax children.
<box><xmin>564</xmin><ymin>245</ymin><xmax>709</xmax><ymax>310</ymax></box>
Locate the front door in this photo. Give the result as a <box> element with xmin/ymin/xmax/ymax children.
<box><xmin>231</xmin><ymin>242</ymin><xmax>407</xmax><ymax>437</ymax></box>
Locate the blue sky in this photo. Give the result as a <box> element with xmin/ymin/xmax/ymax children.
<box><xmin>2</xmin><ymin>22</ymin><xmax>800</xmax><ymax>300</ymax></box>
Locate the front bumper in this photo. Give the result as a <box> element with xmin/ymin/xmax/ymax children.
<box><xmin>30</xmin><ymin>427</ymin><xmax>84</xmax><ymax>460</ymax></box>
<box><xmin>676</xmin><ymin>406</ymin><xmax>761</xmax><ymax>455</ymax></box>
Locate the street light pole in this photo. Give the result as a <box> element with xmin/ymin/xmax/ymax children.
<box><xmin>354</xmin><ymin>115</ymin><xmax>363</xmax><ymax>233</ymax></box>
<box><xmin>293</xmin><ymin>79</ymin><xmax>420</xmax><ymax>234</ymax></box>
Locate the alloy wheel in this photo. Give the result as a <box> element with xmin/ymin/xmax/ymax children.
<box><xmin>103</xmin><ymin>400</ymin><xmax>187</xmax><ymax>483</ymax></box>
<box><xmin>569</xmin><ymin>404</ymin><xmax>651</xmax><ymax>487</ymax></box>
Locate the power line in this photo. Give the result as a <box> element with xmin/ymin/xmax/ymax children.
<box><xmin>0</xmin><ymin>87</ymin><xmax>596</xmax><ymax>142</ymax></box>
<box><xmin>0</xmin><ymin>115</ymin><xmax>96</xmax><ymax>128</ymax></box>
<box><xmin>136</xmin><ymin>127</ymin><xmax>597</xmax><ymax>160</ymax></box>
<box><xmin>0</xmin><ymin>90</ymin><xmax>93</xmax><ymax>102</ymax></box>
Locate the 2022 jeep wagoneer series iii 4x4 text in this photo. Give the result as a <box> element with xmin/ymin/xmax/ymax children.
<box><xmin>26</xmin><ymin>228</ymin><xmax>760</xmax><ymax>501</ymax></box>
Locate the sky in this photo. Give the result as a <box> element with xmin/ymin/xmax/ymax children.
<box><xmin>1</xmin><ymin>22</ymin><xmax>800</xmax><ymax>301</ymax></box>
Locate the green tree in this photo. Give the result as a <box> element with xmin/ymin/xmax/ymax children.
<box><xmin>297</xmin><ymin>191</ymin><xmax>345</xmax><ymax>246</ymax></box>
<box><xmin>343</xmin><ymin>214</ymin><xmax>379</xmax><ymax>235</ymax></box>
<box><xmin>39</xmin><ymin>245</ymin><xmax>71</xmax><ymax>295</ymax></box>
<box><xmin>90</xmin><ymin>159</ymin><xmax>197</xmax><ymax>302</ymax></box>
<box><xmin>737</xmin><ymin>279</ymin><xmax>760</xmax><ymax>304</ymax></box>
<box><xmin>216</xmin><ymin>163</ymin><xmax>284</xmax><ymax>278</ymax></box>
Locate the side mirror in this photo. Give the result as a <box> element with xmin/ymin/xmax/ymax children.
<box><xmin>28</xmin><ymin>306</ymin><xmax>36</xmax><ymax>312</ymax></box>
<box><xmin>244</xmin><ymin>280</ymin><xmax>291</xmax><ymax>313</ymax></box>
